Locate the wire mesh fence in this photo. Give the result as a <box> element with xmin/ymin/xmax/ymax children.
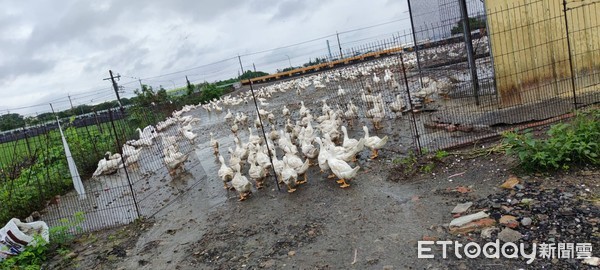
<box><xmin>0</xmin><ymin>104</ymin><xmax>207</xmax><ymax>233</ymax></box>
<box><xmin>0</xmin><ymin>0</ymin><xmax>598</xmax><ymax>234</ymax></box>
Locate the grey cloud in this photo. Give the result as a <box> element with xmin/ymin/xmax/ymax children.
<box><xmin>0</xmin><ymin>59</ymin><xmax>55</xmax><ymax>84</ymax></box>
<box><xmin>1</xmin><ymin>0</ymin><xmax>411</xmax><ymax>113</ymax></box>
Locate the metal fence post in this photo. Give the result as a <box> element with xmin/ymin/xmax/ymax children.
<box><xmin>400</xmin><ymin>52</ymin><xmax>422</xmax><ymax>154</ymax></box>
<box><xmin>108</xmin><ymin>109</ymin><xmax>141</xmax><ymax>218</ymax></box>
<box><xmin>562</xmin><ymin>0</ymin><xmax>579</xmax><ymax>110</ymax></box>
<box><xmin>459</xmin><ymin>0</ymin><xmax>481</xmax><ymax>106</ymax></box>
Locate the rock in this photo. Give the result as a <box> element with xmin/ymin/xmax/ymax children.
<box><xmin>288</xmin><ymin>251</ymin><xmax>296</xmax><ymax>257</ymax></box>
<box><xmin>583</xmin><ymin>257</ymin><xmax>600</xmax><ymax>266</ymax></box>
<box><xmin>383</xmin><ymin>265</ymin><xmax>394</xmax><ymax>270</ymax></box>
<box><xmin>451</xmin><ymin>202</ymin><xmax>473</xmax><ymax>214</ymax></box>
<box><xmin>497</xmin><ymin>228</ymin><xmax>522</xmax><ymax>243</ymax></box>
<box><xmin>561</xmin><ymin>192</ymin><xmax>574</xmax><ymax>198</ymax></box>
<box><xmin>449</xmin><ymin>218</ymin><xmax>496</xmax><ymax>235</ymax></box>
<box><xmin>520</xmin><ymin>198</ymin><xmax>533</xmax><ymax>205</ymax></box>
<box><xmin>422</xmin><ymin>236</ymin><xmax>438</xmax><ymax>241</ymax></box>
<box><xmin>499</xmin><ymin>215</ymin><xmax>519</xmax><ymax>228</ymax></box>
<box><xmin>521</xmin><ymin>217</ymin><xmax>532</xmax><ymax>226</ymax></box>
<box><xmin>499</xmin><ymin>215</ymin><xmax>516</xmax><ymax>224</ymax></box>
<box><xmin>480</xmin><ymin>227</ymin><xmax>498</xmax><ymax>239</ymax></box>
<box><xmin>500</xmin><ymin>176</ymin><xmax>519</xmax><ymax>189</ymax></box>
<box><xmin>514</xmin><ymin>184</ymin><xmax>525</xmax><ymax>190</ymax></box>
<box><xmin>450</xmin><ymin>211</ymin><xmax>489</xmax><ymax>227</ymax></box>
<box><xmin>260</xmin><ymin>260</ymin><xmax>275</xmax><ymax>268</ymax></box>
<box><xmin>66</xmin><ymin>252</ymin><xmax>78</xmax><ymax>260</ymax></box>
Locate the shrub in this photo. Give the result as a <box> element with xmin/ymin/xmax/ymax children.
<box><xmin>503</xmin><ymin>110</ymin><xmax>600</xmax><ymax>171</ymax></box>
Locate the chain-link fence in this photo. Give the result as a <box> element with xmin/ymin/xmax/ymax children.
<box><xmin>0</xmin><ymin>0</ymin><xmax>598</xmax><ymax>234</ymax></box>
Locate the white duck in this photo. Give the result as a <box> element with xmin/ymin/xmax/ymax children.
<box><xmin>122</xmin><ymin>144</ymin><xmax>142</xmax><ymax>167</ymax></box>
<box><xmin>232</xmin><ymin>169</ymin><xmax>253</xmax><ymax>201</ymax></box>
<box><xmin>301</xmin><ymin>139</ymin><xmax>319</xmax><ymax>162</ymax></box>
<box><xmin>344</xmin><ymin>101</ymin><xmax>358</xmax><ymax>127</ymax></box>
<box><xmin>315</xmin><ymin>137</ymin><xmax>334</xmax><ymax>177</ymax></box>
<box><xmin>294</xmin><ymin>158</ymin><xmax>310</xmax><ymax>185</ymax></box>
<box><xmin>337</xmin><ymin>85</ymin><xmax>345</xmax><ymax>96</ymax></box>
<box><xmin>247</xmin><ymin>154</ymin><xmax>266</xmax><ymax>189</ymax></box>
<box><xmin>341</xmin><ymin>126</ymin><xmax>360</xmax><ymax>150</ymax></box>
<box><xmin>247</xmin><ymin>127</ymin><xmax>261</xmax><ymax>145</ymax></box>
<box><xmin>164</xmin><ymin>145</ymin><xmax>189</xmax><ymax>176</ymax></box>
<box><xmin>231</xmin><ymin>121</ymin><xmax>239</xmax><ymax>135</ymax></box>
<box><xmin>326</xmin><ymin>146</ymin><xmax>360</xmax><ymax>188</ymax></box>
<box><xmin>372</xmin><ymin>73</ymin><xmax>380</xmax><ymax>84</ymax></box>
<box><xmin>268</xmin><ymin>125</ymin><xmax>280</xmax><ymax>141</ymax></box>
<box><xmin>390</xmin><ymin>94</ymin><xmax>405</xmax><ymax>117</ymax></box>
<box><xmin>228</xmin><ymin>147</ymin><xmax>242</xmax><ymax>169</ymax></box>
<box><xmin>255</xmin><ymin>144</ymin><xmax>272</xmax><ymax>174</ymax></box>
<box><xmin>323</xmin><ymin>133</ymin><xmax>364</xmax><ymax>162</ymax></box>
<box><xmin>366</xmin><ymin>100</ymin><xmax>386</xmax><ymax>130</ymax></box>
<box><xmin>299</xmin><ymin>101</ymin><xmax>310</xmax><ymax>117</ymax></box>
<box><xmin>363</xmin><ymin>125</ymin><xmax>389</xmax><ymax>159</ymax></box>
<box><xmin>92</xmin><ymin>152</ymin><xmax>123</xmax><ymax>178</ymax></box>
<box><xmin>180</xmin><ymin>126</ymin><xmax>198</xmax><ymax>144</ymax></box>
<box><xmin>224</xmin><ymin>109</ymin><xmax>233</xmax><ymax>122</ymax></box>
<box><xmin>281</xmin><ymin>156</ymin><xmax>298</xmax><ymax>193</ymax></box>
<box><xmin>218</xmin><ymin>154</ymin><xmax>234</xmax><ymax>189</ymax></box>
<box><xmin>282</xmin><ymin>105</ymin><xmax>290</xmax><ymax>117</ymax></box>
<box><xmin>210</xmin><ymin>132</ymin><xmax>219</xmax><ymax>155</ymax></box>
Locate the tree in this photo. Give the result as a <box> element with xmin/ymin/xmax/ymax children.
<box><xmin>199</xmin><ymin>84</ymin><xmax>223</xmax><ymax>104</ymax></box>
<box><xmin>238</xmin><ymin>70</ymin><xmax>268</xmax><ymax>80</ymax></box>
<box><xmin>186</xmin><ymin>82</ymin><xmax>195</xmax><ymax>96</ymax></box>
<box><xmin>37</xmin><ymin>112</ymin><xmax>55</xmax><ymax>123</ymax></box>
<box><xmin>451</xmin><ymin>17</ymin><xmax>486</xmax><ymax>35</ymax></box>
<box><xmin>303</xmin><ymin>57</ymin><xmax>327</xmax><ymax>68</ymax></box>
<box><xmin>0</xmin><ymin>113</ymin><xmax>25</xmax><ymax>131</ymax></box>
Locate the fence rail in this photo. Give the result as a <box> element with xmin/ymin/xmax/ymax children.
<box><xmin>0</xmin><ymin>0</ymin><xmax>598</xmax><ymax>233</ymax></box>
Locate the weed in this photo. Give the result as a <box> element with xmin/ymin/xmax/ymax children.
<box><xmin>435</xmin><ymin>150</ymin><xmax>449</xmax><ymax>160</ymax></box>
<box><xmin>0</xmin><ymin>212</ymin><xmax>85</xmax><ymax>269</ymax></box>
<box><xmin>503</xmin><ymin>110</ymin><xmax>600</xmax><ymax>171</ymax></box>
<box><xmin>420</xmin><ymin>163</ymin><xmax>435</xmax><ymax>174</ymax></box>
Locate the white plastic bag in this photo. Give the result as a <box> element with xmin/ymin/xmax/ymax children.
<box><xmin>0</xmin><ymin>218</ymin><xmax>49</xmax><ymax>260</ymax></box>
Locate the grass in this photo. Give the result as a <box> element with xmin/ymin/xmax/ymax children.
<box><xmin>0</xmin><ymin>121</ymin><xmax>128</xmax><ymax>171</ymax></box>
<box><xmin>0</xmin><ymin>119</ymin><xmax>138</xmax><ymax>224</ymax></box>
<box><xmin>503</xmin><ymin>109</ymin><xmax>600</xmax><ymax>171</ymax></box>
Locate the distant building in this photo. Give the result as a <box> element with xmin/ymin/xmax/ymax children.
<box><xmin>409</xmin><ymin>0</ymin><xmax>485</xmax><ymax>41</ymax></box>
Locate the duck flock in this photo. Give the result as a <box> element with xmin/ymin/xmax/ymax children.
<box><xmin>90</xmin><ymin>38</ymin><xmax>494</xmax><ymax>202</ymax></box>
<box><xmin>92</xmin><ymin>109</ymin><xmax>200</xmax><ymax>179</ymax></box>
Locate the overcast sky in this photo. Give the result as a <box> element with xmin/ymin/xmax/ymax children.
<box><xmin>0</xmin><ymin>0</ymin><xmax>424</xmax><ymax>115</ymax></box>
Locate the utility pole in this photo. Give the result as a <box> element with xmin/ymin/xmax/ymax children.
<box><xmin>185</xmin><ymin>75</ymin><xmax>193</xmax><ymax>94</ymax></box>
<box><xmin>253</xmin><ymin>63</ymin><xmax>257</xmax><ymax>73</ymax></box>
<box><xmin>326</xmin><ymin>40</ymin><xmax>333</xmax><ymax>61</ymax></box>
<box><xmin>336</xmin><ymin>32</ymin><xmax>343</xmax><ymax>59</ymax></box>
<box><xmin>459</xmin><ymin>0</ymin><xmax>480</xmax><ymax>106</ymax></box>
<box><xmin>104</xmin><ymin>70</ymin><xmax>124</xmax><ymax>112</ymax></box>
<box><xmin>138</xmin><ymin>79</ymin><xmax>143</xmax><ymax>90</ymax></box>
<box><xmin>67</xmin><ymin>94</ymin><xmax>74</xmax><ymax>112</ymax></box>
<box><xmin>237</xmin><ymin>55</ymin><xmax>244</xmax><ymax>78</ymax></box>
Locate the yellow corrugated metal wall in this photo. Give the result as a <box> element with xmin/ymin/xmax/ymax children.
<box><xmin>485</xmin><ymin>0</ymin><xmax>600</xmax><ymax>106</ymax></box>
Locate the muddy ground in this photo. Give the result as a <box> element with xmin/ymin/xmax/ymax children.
<box><xmin>45</xmin><ymin>140</ymin><xmax>599</xmax><ymax>269</ymax></box>
<box><xmin>41</xmin><ymin>54</ymin><xmax>599</xmax><ymax>269</ymax></box>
